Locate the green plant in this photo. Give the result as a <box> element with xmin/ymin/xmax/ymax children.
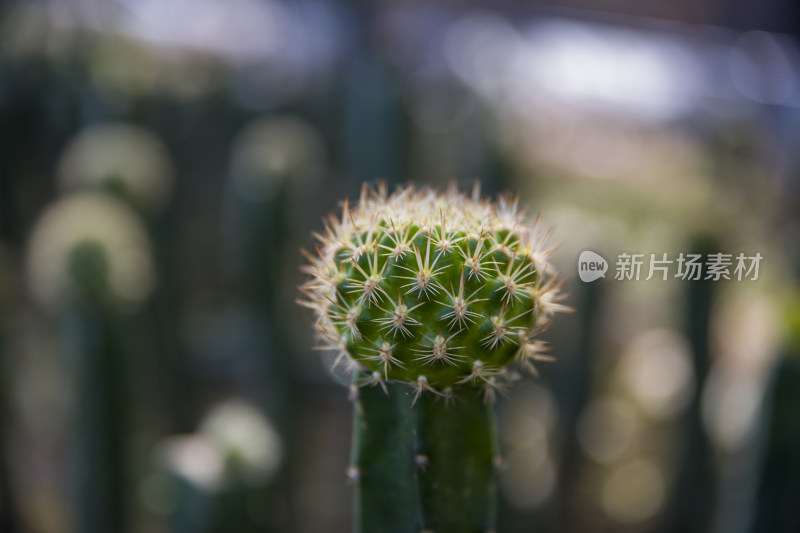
<box><xmin>57</xmin><ymin>123</ymin><xmax>174</xmax><ymax>213</ymax></box>
<box><xmin>300</xmin><ymin>184</ymin><xmax>565</xmax><ymax>532</ymax></box>
<box><xmin>158</xmin><ymin>399</ymin><xmax>284</xmax><ymax>533</ymax></box>
<box><xmin>27</xmin><ymin>193</ymin><xmax>155</xmax><ymax>533</ymax></box>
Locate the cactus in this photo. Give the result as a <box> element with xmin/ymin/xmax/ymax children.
<box><xmin>57</xmin><ymin>123</ymin><xmax>175</xmax><ymax>214</ymax></box>
<box><xmin>300</xmin><ymin>184</ymin><xmax>565</xmax><ymax>532</ymax></box>
<box><xmin>223</xmin><ymin>116</ymin><xmax>326</xmax><ymax>490</ymax></box>
<box><xmin>55</xmin><ymin>122</ymin><xmax>202</xmax><ymax>432</ymax></box>
<box><xmin>226</xmin><ymin>116</ymin><xmax>325</xmax><ymax>316</ymax></box>
<box><xmin>158</xmin><ymin>399</ymin><xmax>284</xmax><ymax>533</ymax></box>
<box><xmin>26</xmin><ymin>193</ymin><xmax>155</xmax><ymax>533</ymax></box>
<box><xmin>0</xmin><ymin>246</ymin><xmax>23</xmax><ymax>533</ymax></box>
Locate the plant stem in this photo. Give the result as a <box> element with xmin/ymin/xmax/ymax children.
<box><xmin>352</xmin><ymin>375</ymin><xmax>497</xmax><ymax>533</ymax></box>
<box><xmin>417</xmin><ymin>386</ymin><xmax>496</xmax><ymax>533</ymax></box>
<box><xmin>65</xmin><ymin>304</ymin><xmax>128</xmax><ymax>533</ymax></box>
<box><xmin>352</xmin><ymin>378</ymin><xmax>421</xmax><ymax>533</ymax></box>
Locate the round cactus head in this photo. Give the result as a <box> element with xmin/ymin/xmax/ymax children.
<box><xmin>229</xmin><ymin>116</ymin><xmax>325</xmax><ymax>201</ymax></box>
<box><xmin>26</xmin><ymin>193</ymin><xmax>155</xmax><ymax>312</ymax></box>
<box><xmin>300</xmin><ymin>184</ymin><xmax>567</xmax><ymax>399</ymax></box>
<box><xmin>57</xmin><ymin>123</ymin><xmax>174</xmax><ymax>212</ymax></box>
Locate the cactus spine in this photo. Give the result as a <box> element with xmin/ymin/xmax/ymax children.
<box><xmin>301</xmin><ymin>184</ymin><xmax>565</xmax><ymax>532</ymax></box>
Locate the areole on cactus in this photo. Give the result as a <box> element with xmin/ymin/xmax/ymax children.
<box><xmin>299</xmin><ymin>183</ymin><xmax>567</xmax><ymax>533</ymax></box>
<box><xmin>300</xmin><ymin>183</ymin><xmax>566</xmax><ymax>398</ymax></box>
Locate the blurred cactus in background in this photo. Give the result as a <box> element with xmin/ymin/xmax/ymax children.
<box><xmin>53</xmin><ymin>122</ymin><xmax>198</xmax><ymax>437</ymax></box>
<box><xmin>0</xmin><ymin>246</ymin><xmax>23</xmax><ymax>532</ymax></box>
<box><xmin>26</xmin><ymin>193</ymin><xmax>155</xmax><ymax>533</ymax></box>
<box><xmin>27</xmin><ymin>194</ymin><xmax>154</xmax><ymax>312</ymax></box>
<box><xmin>224</xmin><ymin>114</ymin><xmax>326</xmax><ymax>443</ymax></box>
<box><xmin>218</xmin><ymin>115</ymin><xmax>329</xmax><ymax>531</ymax></box>
<box><xmin>158</xmin><ymin>399</ymin><xmax>282</xmax><ymax>533</ymax></box>
<box><xmin>57</xmin><ymin>123</ymin><xmax>175</xmax><ymax>213</ymax></box>
<box><xmin>752</xmin><ymin>293</ymin><xmax>800</xmax><ymax>533</ymax></box>
<box><xmin>300</xmin><ymin>184</ymin><xmax>567</xmax><ymax>531</ymax></box>
<box><xmin>226</xmin><ymin>116</ymin><xmax>325</xmax><ymax>319</ymax></box>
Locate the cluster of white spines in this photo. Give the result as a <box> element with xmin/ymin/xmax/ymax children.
<box><xmin>300</xmin><ymin>184</ymin><xmax>567</xmax><ymax>400</ymax></box>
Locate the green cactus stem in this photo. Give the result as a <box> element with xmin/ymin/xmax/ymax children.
<box><xmin>0</xmin><ymin>248</ymin><xmax>23</xmax><ymax>533</ymax></box>
<box><xmin>351</xmin><ymin>376</ymin><xmax>421</xmax><ymax>532</ymax></box>
<box><xmin>351</xmin><ymin>374</ymin><xmax>497</xmax><ymax>533</ymax></box>
<box><xmin>55</xmin><ymin>123</ymin><xmax>197</xmax><ymax>433</ymax></box>
<box><xmin>659</xmin><ymin>238</ymin><xmax>716</xmax><ymax>533</ymax></box>
<box><xmin>223</xmin><ymin>116</ymin><xmax>326</xmax><ymax>492</ymax></box>
<box><xmin>226</xmin><ymin>116</ymin><xmax>325</xmax><ymax>317</ymax></box>
<box><xmin>158</xmin><ymin>399</ymin><xmax>284</xmax><ymax>533</ymax></box>
<box><xmin>416</xmin><ymin>385</ymin><xmax>497</xmax><ymax>532</ymax></box>
<box><xmin>27</xmin><ymin>193</ymin><xmax>155</xmax><ymax>533</ymax></box>
<box><xmin>753</xmin><ymin>354</ymin><xmax>800</xmax><ymax>532</ymax></box>
<box><xmin>300</xmin><ymin>184</ymin><xmax>566</xmax><ymax>532</ymax></box>
<box><xmin>63</xmin><ymin>275</ymin><xmax>129</xmax><ymax>533</ymax></box>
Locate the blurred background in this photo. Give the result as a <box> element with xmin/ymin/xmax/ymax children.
<box><xmin>1</xmin><ymin>0</ymin><xmax>799</xmax><ymax>532</ymax></box>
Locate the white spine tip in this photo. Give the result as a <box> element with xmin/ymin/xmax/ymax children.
<box><xmin>346</xmin><ymin>465</ymin><xmax>361</xmax><ymax>483</ymax></box>
<box><xmin>348</xmin><ymin>385</ymin><xmax>359</xmax><ymax>402</ymax></box>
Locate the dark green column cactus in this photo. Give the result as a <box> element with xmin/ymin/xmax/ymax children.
<box><xmin>300</xmin><ymin>184</ymin><xmax>566</xmax><ymax>532</ymax></box>
<box><xmin>0</xmin><ymin>247</ymin><xmax>23</xmax><ymax>533</ymax></box>
<box><xmin>351</xmin><ymin>378</ymin><xmax>421</xmax><ymax>531</ymax></box>
<box><xmin>27</xmin><ymin>193</ymin><xmax>155</xmax><ymax>533</ymax></box>
<box><xmin>54</xmin><ymin>122</ymin><xmax>197</xmax><ymax>434</ymax></box>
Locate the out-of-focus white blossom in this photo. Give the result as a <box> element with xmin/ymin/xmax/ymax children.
<box><xmin>229</xmin><ymin>117</ymin><xmax>325</xmax><ymax>201</ymax></box>
<box><xmin>58</xmin><ymin>124</ymin><xmax>174</xmax><ymax>212</ymax></box>
<box><xmin>200</xmin><ymin>399</ymin><xmax>283</xmax><ymax>486</ymax></box>
<box><xmin>26</xmin><ymin>193</ymin><xmax>154</xmax><ymax>311</ymax></box>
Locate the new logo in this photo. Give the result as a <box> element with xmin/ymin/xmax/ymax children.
<box><xmin>578</xmin><ymin>251</ymin><xmax>608</xmax><ymax>283</ymax></box>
